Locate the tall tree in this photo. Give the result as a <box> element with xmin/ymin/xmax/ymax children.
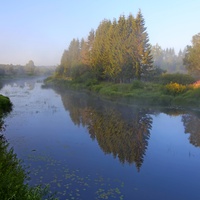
<box><xmin>80</xmin><ymin>29</ymin><xmax>95</xmax><ymax>66</ymax></box>
<box><xmin>151</xmin><ymin>43</ymin><xmax>164</xmax><ymax>67</ymax></box>
<box><xmin>116</xmin><ymin>15</ymin><xmax>130</xmax><ymax>82</ymax></box>
<box><xmin>58</xmin><ymin>38</ymin><xmax>81</xmax><ymax>78</ymax></box>
<box><xmin>106</xmin><ymin>18</ymin><xmax>123</xmax><ymax>82</ymax></box>
<box><xmin>125</xmin><ymin>14</ymin><xmax>137</xmax><ymax>81</ymax></box>
<box><xmin>134</xmin><ymin>10</ymin><xmax>153</xmax><ymax>80</ymax></box>
<box><xmin>184</xmin><ymin>33</ymin><xmax>200</xmax><ymax>77</ymax></box>
<box><xmin>25</xmin><ymin>60</ymin><xmax>35</xmax><ymax>75</ymax></box>
<box><xmin>90</xmin><ymin>19</ymin><xmax>112</xmax><ymax>80</ymax></box>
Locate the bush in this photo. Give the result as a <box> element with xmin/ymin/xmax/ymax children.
<box><xmin>159</xmin><ymin>73</ymin><xmax>195</xmax><ymax>85</ymax></box>
<box><xmin>73</xmin><ymin>70</ymin><xmax>98</xmax><ymax>85</ymax></box>
<box><xmin>70</xmin><ymin>64</ymin><xmax>89</xmax><ymax>80</ymax></box>
<box><xmin>0</xmin><ymin>95</ymin><xmax>12</xmax><ymax>114</ymax></box>
<box><xmin>164</xmin><ymin>82</ymin><xmax>187</xmax><ymax>96</ymax></box>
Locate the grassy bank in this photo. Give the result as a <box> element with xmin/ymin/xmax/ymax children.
<box><xmin>44</xmin><ymin>75</ymin><xmax>200</xmax><ymax>109</ymax></box>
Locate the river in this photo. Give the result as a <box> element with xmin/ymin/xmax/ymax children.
<box><xmin>1</xmin><ymin>77</ymin><xmax>200</xmax><ymax>200</ymax></box>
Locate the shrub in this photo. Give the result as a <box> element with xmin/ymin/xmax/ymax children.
<box><xmin>164</xmin><ymin>82</ymin><xmax>187</xmax><ymax>96</ymax></box>
<box><xmin>73</xmin><ymin>70</ymin><xmax>98</xmax><ymax>86</ymax></box>
<box><xmin>0</xmin><ymin>95</ymin><xmax>12</xmax><ymax>114</ymax></box>
<box><xmin>70</xmin><ymin>64</ymin><xmax>89</xmax><ymax>80</ymax></box>
<box><xmin>159</xmin><ymin>73</ymin><xmax>195</xmax><ymax>85</ymax></box>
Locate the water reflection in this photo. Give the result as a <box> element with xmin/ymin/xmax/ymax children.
<box><xmin>0</xmin><ymin>76</ymin><xmax>45</xmax><ymax>91</ymax></box>
<box><xmin>57</xmin><ymin>89</ymin><xmax>153</xmax><ymax>170</ymax></box>
<box><xmin>2</xmin><ymin>79</ymin><xmax>200</xmax><ymax>199</ymax></box>
<box><xmin>160</xmin><ymin>108</ymin><xmax>200</xmax><ymax>147</ymax></box>
<box><xmin>182</xmin><ymin>112</ymin><xmax>200</xmax><ymax>147</ymax></box>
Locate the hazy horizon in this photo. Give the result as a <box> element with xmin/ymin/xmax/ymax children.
<box><xmin>0</xmin><ymin>0</ymin><xmax>199</xmax><ymax>66</ymax></box>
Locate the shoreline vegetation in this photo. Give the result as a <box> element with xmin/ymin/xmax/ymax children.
<box><xmin>44</xmin><ymin>73</ymin><xmax>200</xmax><ymax>110</ymax></box>
<box><xmin>0</xmin><ymin>94</ymin><xmax>12</xmax><ymax>115</ymax></box>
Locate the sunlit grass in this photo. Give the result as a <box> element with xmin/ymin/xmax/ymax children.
<box><xmin>44</xmin><ymin>77</ymin><xmax>200</xmax><ymax>108</ymax></box>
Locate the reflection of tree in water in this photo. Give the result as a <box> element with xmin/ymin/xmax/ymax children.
<box><xmin>58</xmin><ymin>89</ymin><xmax>153</xmax><ymax>170</ymax></box>
<box><xmin>0</xmin><ymin>79</ymin><xmax>36</xmax><ymax>91</ymax></box>
<box><xmin>83</xmin><ymin>108</ymin><xmax>152</xmax><ymax>170</ymax></box>
<box><xmin>182</xmin><ymin>113</ymin><xmax>200</xmax><ymax>147</ymax></box>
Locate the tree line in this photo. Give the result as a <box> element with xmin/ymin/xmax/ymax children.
<box><xmin>0</xmin><ymin>60</ymin><xmax>55</xmax><ymax>77</ymax></box>
<box><xmin>151</xmin><ymin>44</ymin><xmax>187</xmax><ymax>73</ymax></box>
<box><xmin>56</xmin><ymin>10</ymin><xmax>153</xmax><ymax>83</ymax></box>
<box><xmin>150</xmin><ymin>33</ymin><xmax>200</xmax><ymax>77</ymax></box>
<box><xmin>184</xmin><ymin>32</ymin><xmax>200</xmax><ymax>78</ymax></box>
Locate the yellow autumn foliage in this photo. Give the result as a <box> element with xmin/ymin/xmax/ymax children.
<box><xmin>165</xmin><ymin>82</ymin><xmax>187</xmax><ymax>95</ymax></box>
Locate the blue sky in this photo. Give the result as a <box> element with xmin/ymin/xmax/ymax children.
<box><xmin>0</xmin><ymin>0</ymin><xmax>200</xmax><ymax>66</ymax></box>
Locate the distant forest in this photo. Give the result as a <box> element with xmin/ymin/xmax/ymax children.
<box><xmin>55</xmin><ymin>10</ymin><xmax>196</xmax><ymax>84</ymax></box>
<box><xmin>151</xmin><ymin>44</ymin><xmax>186</xmax><ymax>73</ymax></box>
<box><xmin>0</xmin><ymin>60</ymin><xmax>55</xmax><ymax>76</ymax></box>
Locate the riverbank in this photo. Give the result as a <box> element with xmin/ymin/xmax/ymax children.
<box><xmin>44</xmin><ymin>76</ymin><xmax>200</xmax><ymax>109</ymax></box>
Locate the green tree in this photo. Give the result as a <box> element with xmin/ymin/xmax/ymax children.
<box><xmin>151</xmin><ymin>43</ymin><xmax>163</xmax><ymax>67</ymax></box>
<box><xmin>116</xmin><ymin>15</ymin><xmax>130</xmax><ymax>82</ymax></box>
<box><xmin>25</xmin><ymin>60</ymin><xmax>35</xmax><ymax>75</ymax></box>
<box><xmin>125</xmin><ymin>14</ymin><xmax>137</xmax><ymax>81</ymax></box>
<box><xmin>80</xmin><ymin>38</ymin><xmax>90</xmax><ymax>66</ymax></box>
<box><xmin>135</xmin><ymin>10</ymin><xmax>153</xmax><ymax>80</ymax></box>
<box><xmin>80</xmin><ymin>29</ymin><xmax>95</xmax><ymax>67</ymax></box>
<box><xmin>90</xmin><ymin>19</ymin><xmax>112</xmax><ymax>80</ymax></box>
<box><xmin>184</xmin><ymin>33</ymin><xmax>200</xmax><ymax>77</ymax></box>
<box><xmin>58</xmin><ymin>38</ymin><xmax>81</xmax><ymax>78</ymax></box>
<box><xmin>176</xmin><ymin>49</ymin><xmax>187</xmax><ymax>73</ymax></box>
<box><xmin>59</xmin><ymin>50</ymin><xmax>69</xmax><ymax>77</ymax></box>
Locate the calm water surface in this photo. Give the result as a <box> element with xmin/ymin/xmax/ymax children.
<box><xmin>1</xmin><ymin>77</ymin><xmax>200</xmax><ymax>200</ymax></box>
